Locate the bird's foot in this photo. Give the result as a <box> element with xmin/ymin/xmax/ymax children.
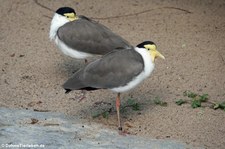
<box><xmin>118</xmin><ymin>127</ymin><xmax>129</xmax><ymax>136</ymax></box>
<box><xmin>84</xmin><ymin>59</ymin><xmax>88</xmax><ymax>64</ymax></box>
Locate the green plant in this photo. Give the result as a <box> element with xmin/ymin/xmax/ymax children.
<box><xmin>175</xmin><ymin>91</ymin><xmax>225</xmax><ymax>111</ymax></box>
<box><xmin>102</xmin><ymin>111</ymin><xmax>110</xmax><ymax>119</ymax></box>
<box><xmin>191</xmin><ymin>99</ymin><xmax>201</xmax><ymax>108</ymax></box>
<box><xmin>92</xmin><ymin>108</ymin><xmax>112</xmax><ymax>119</ymax></box>
<box><xmin>127</xmin><ymin>98</ymin><xmax>141</xmax><ymax>111</ymax></box>
<box><xmin>181</xmin><ymin>91</ymin><xmax>208</xmax><ymax>108</ymax></box>
<box><xmin>121</xmin><ymin>98</ymin><xmax>142</xmax><ymax>113</ymax></box>
<box><xmin>183</xmin><ymin>90</ymin><xmax>197</xmax><ymax>98</ymax></box>
<box><xmin>92</xmin><ymin>98</ymin><xmax>142</xmax><ymax>119</ymax></box>
<box><xmin>153</xmin><ymin>97</ymin><xmax>167</xmax><ymax>107</ymax></box>
<box><xmin>213</xmin><ymin>101</ymin><xmax>225</xmax><ymax>111</ymax></box>
<box><xmin>175</xmin><ymin>99</ymin><xmax>187</xmax><ymax>105</ymax></box>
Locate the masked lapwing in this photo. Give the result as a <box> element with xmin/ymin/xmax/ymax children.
<box><xmin>49</xmin><ymin>7</ymin><xmax>132</xmax><ymax>60</ymax></box>
<box><xmin>63</xmin><ymin>41</ymin><xmax>165</xmax><ymax>132</ymax></box>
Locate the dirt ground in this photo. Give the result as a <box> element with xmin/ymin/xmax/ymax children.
<box><xmin>1</xmin><ymin>0</ymin><xmax>225</xmax><ymax>148</ymax></box>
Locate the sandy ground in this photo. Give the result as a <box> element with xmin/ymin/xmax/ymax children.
<box><xmin>0</xmin><ymin>0</ymin><xmax>225</xmax><ymax>148</ymax></box>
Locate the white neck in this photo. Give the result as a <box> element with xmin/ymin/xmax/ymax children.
<box><xmin>49</xmin><ymin>13</ymin><xmax>70</xmax><ymax>40</ymax></box>
<box><xmin>134</xmin><ymin>47</ymin><xmax>155</xmax><ymax>77</ymax></box>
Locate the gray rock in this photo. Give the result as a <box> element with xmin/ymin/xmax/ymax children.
<box><xmin>0</xmin><ymin>108</ymin><xmax>200</xmax><ymax>149</ymax></box>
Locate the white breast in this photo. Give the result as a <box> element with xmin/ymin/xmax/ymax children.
<box><xmin>49</xmin><ymin>13</ymin><xmax>69</xmax><ymax>41</ymax></box>
<box><xmin>49</xmin><ymin>13</ymin><xmax>93</xmax><ymax>59</ymax></box>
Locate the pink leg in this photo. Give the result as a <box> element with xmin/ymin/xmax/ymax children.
<box><xmin>116</xmin><ymin>93</ymin><xmax>122</xmax><ymax>131</ymax></box>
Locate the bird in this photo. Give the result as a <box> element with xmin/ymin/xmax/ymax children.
<box><xmin>49</xmin><ymin>7</ymin><xmax>132</xmax><ymax>60</ymax></box>
<box><xmin>62</xmin><ymin>41</ymin><xmax>165</xmax><ymax>132</ymax></box>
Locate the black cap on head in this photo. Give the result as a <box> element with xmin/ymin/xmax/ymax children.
<box><xmin>56</xmin><ymin>7</ymin><xmax>76</xmax><ymax>15</ymax></box>
<box><xmin>136</xmin><ymin>41</ymin><xmax>155</xmax><ymax>48</ymax></box>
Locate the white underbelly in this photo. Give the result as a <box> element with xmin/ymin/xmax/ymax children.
<box><xmin>110</xmin><ymin>67</ymin><xmax>154</xmax><ymax>93</ymax></box>
<box><xmin>55</xmin><ymin>37</ymin><xmax>94</xmax><ymax>59</ymax></box>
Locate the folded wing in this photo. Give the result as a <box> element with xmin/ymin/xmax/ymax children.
<box><xmin>63</xmin><ymin>49</ymin><xmax>144</xmax><ymax>90</ymax></box>
<box><xmin>57</xmin><ymin>16</ymin><xmax>132</xmax><ymax>55</ymax></box>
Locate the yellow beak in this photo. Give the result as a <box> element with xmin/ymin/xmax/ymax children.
<box><xmin>151</xmin><ymin>49</ymin><xmax>165</xmax><ymax>62</ymax></box>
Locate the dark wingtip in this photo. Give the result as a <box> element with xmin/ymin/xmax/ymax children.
<box><xmin>81</xmin><ymin>87</ymin><xmax>98</xmax><ymax>91</ymax></box>
<box><xmin>65</xmin><ymin>89</ymin><xmax>72</xmax><ymax>94</ymax></box>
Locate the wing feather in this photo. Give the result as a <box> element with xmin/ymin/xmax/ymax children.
<box><xmin>57</xmin><ymin>16</ymin><xmax>131</xmax><ymax>55</ymax></box>
<box><xmin>63</xmin><ymin>49</ymin><xmax>144</xmax><ymax>90</ymax></box>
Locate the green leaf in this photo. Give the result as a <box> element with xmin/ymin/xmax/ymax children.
<box><xmin>191</xmin><ymin>100</ymin><xmax>201</xmax><ymax>108</ymax></box>
<box><xmin>132</xmin><ymin>103</ymin><xmax>141</xmax><ymax>111</ymax></box>
<box><xmin>92</xmin><ymin>109</ymin><xmax>111</xmax><ymax>119</ymax></box>
<box><xmin>199</xmin><ymin>94</ymin><xmax>208</xmax><ymax>102</ymax></box>
<box><xmin>153</xmin><ymin>98</ymin><xmax>161</xmax><ymax>105</ymax></box>
<box><xmin>128</xmin><ymin>99</ymin><xmax>141</xmax><ymax>110</ymax></box>
<box><xmin>219</xmin><ymin>102</ymin><xmax>225</xmax><ymax>109</ymax></box>
<box><xmin>213</xmin><ymin>103</ymin><xmax>220</xmax><ymax>110</ymax></box>
<box><xmin>92</xmin><ymin>112</ymin><xmax>101</xmax><ymax>118</ymax></box>
<box><xmin>102</xmin><ymin>111</ymin><xmax>109</xmax><ymax>119</ymax></box>
<box><xmin>175</xmin><ymin>99</ymin><xmax>187</xmax><ymax>105</ymax></box>
<box><xmin>188</xmin><ymin>93</ymin><xmax>198</xmax><ymax>98</ymax></box>
<box><xmin>153</xmin><ymin>98</ymin><xmax>167</xmax><ymax>107</ymax></box>
<box><xmin>121</xmin><ymin>98</ymin><xmax>142</xmax><ymax>112</ymax></box>
<box><xmin>127</xmin><ymin>98</ymin><xmax>135</xmax><ymax>106</ymax></box>
<box><xmin>183</xmin><ymin>91</ymin><xmax>197</xmax><ymax>98</ymax></box>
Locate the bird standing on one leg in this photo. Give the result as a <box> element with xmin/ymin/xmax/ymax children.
<box><xmin>63</xmin><ymin>41</ymin><xmax>165</xmax><ymax>132</ymax></box>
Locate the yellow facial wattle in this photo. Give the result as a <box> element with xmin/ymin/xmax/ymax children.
<box><xmin>64</xmin><ymin>13</ymin><xmax>77</xmax><ymax>21</ymax></box>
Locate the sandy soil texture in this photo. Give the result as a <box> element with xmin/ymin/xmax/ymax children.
<box><xmin>1</xmin><ymin>0</ymin><xmax>225</xmax><ymax>148</ymax></box>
